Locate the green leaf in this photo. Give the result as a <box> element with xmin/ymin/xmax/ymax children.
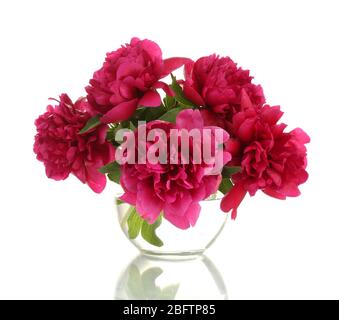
<box><xmin>144</xmin><ymin>105</ymin><xmax>167</xmax><ymax>121</ymax></box>
<box><xmin>125</xmin><ymin>207</ymin><xmax>164</xmax><ymax>247</ymax></box>
<box><xmin>107</xmin><ymin>173</ymin><xmax>120</xmax><ymax>184</ymax></box>
<box><xmin>127</xmin><ymin>207</ymin><xmax>143</xmax><ymax>239</ymax></box>
<box><xmin>99</xmin><ymin>161</ymin><xmax>120</xmax><ymax>174</ymax></box>
<box><xmin>120</xmin><ymin>120</ymin><xmax>131</xmax><ymax>129</ymax></box>
<box><xmin>133</xmin><ymin>108</ymin><xmax>147</xmax><ymax>120</ymax></box>
<box><xmin>107</xmin><ymin>123</ymin><xmax>123</xmax><ymax>139</ymax></box>
<box><xmin>116</xmin><ymin>199</ymin><xmax>124</xmax><ymax>205</ymax></box>
<box><xmin>163</xmin><ymin>95</ymin><xmax>176</xmax><ymax>110</ymax></box>
<box><xmin>222</xmin><ymin>166</ymin><xmax>242</xmax><ymax>178</ymax></box>
<box><xmin>106</xmin><ymin>126</ymin><xmax>116</xmax><ymax>141</ymax></box>
<box><xmin>131</xmin><ymin>106</ymin><xmax>167</xmax><ymax>125</ymax></box>
<box><xmin>158</xmin><ymin>107</ymin><xmax>184</xmax><ymax>123</ymax></box>
<box><xmin>101</xmin><ymin>161</ymin><xmax>121</xmax><ymax>184</ymax></box>
<box><xmin>170</xmin><ymin>74</ymin><xmax>196</xmax><ymax>107</ymax></box>
<box><xmin>129</xmin><ymin>121</ymin><xmax>136</xmax><ymax>131</ymax></box>
<box><xmin>79</xmin><ymin>115</ymin><xmax>101</xmax><ymax>134</ymax></box>
<box><xmin>219</xmin><ymin>178</ymin><xmax>233</xmax><ymax>194</ymax></box>
<box><xmin>141</xmin><ymin>215</ymin><xmax>164</xmax><ymax>247</ymax></box>
<box><xmin>138</xmin><ymin>105</ymin><xmax>166</xmax><ymax>122</ymax></box>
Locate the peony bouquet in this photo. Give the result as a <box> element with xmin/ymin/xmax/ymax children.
<box><xmin>34</xmin><ymin>38</ymin><xmax>309</xmax><ymax>248</ymax></box>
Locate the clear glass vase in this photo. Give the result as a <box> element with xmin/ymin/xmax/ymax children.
<box><xmin>116</xmin><ymin>193</ymin><xmax>227</xmax><ymax>257</ymax></box>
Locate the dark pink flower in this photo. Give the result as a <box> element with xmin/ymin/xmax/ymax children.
<box><xmin>34</xmin><ymin>94</ymin><xmax>115</xmax><ymax>193</ymax></box>
<box><xmin>120</xmin><ymin>109</ymin><xmax>231</xmax><ymax>229</ymax></box>
<box><xmin>184</xmin><ymin>54</ymin><xmax>265</xmax><ymax>122</ymax></box>
<box><xmin>86</xmin><ymin>37</ymin><xmax>190</xmax><ymax>124</ymax></box>
<box><xmin>221</xmin><ymin>91</ymin><xmax>310</xmax><ymax>218</ymax></box>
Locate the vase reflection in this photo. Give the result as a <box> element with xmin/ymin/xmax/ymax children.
<box><xmin>115</xmin><ymin>254</ymin><xmax>227</xmax><ymax>300</ymax></box>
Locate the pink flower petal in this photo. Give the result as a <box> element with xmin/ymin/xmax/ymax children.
<box><xmin>279</xmin><ymin>183</ymin><xmax>302</xmax><ymax>197</ymax></box>
<box><xmin>225</xmin><ymin>138</ymin><xmax>241</xmax><ymax>157</ymax></box>
<box><xmin>291</xmin><ymin>128</ymin><xmax>311</xmax><ymax>144</ymax></box>
<box><xmin>47</xmin><ymin>168</ymin><xmax>70</xmax><ymax>181</ymax></box>
<box><xmin>176</xmin><ymin>109</ymin><xmax>204</xmax><ymax>130</ymax></box>
<box><xmin>153</xmin><ymin>81</ymin><xmax>174</xmax><ymax>96</ymax></box>
<box><xmin>191</xmin><ymin>185</ymin><xmax>206</xmax><ymax>202</ymax></box>
<box><xmin>200</xmin><ymin>109</ymin><xmax>221</xmax><ymax>126</ymax></box>
<box><xmin>72</xmin><ymin>165</ymin><xmax>86</xmax><ymax>184</ymax></box>
<box><xmin>186</xmin><ymin>202</ymin><xmax>201</xmax><ymax>227</ymax></box>
<box><xmin>164</xmin><ymin>190</ymin><xmax>192</xmax><ymax>218</ymax></box>
<box><xmin>237</xmin><ymin>118</ymin><xmax>256</xmax><ymax>142</ymax></box>
<box><xmin>138</xmin><ymin>90</ymin><xmax>162</xmax><ymax>107</ymax></box>
<box><xmin>66</xmin><ymin>147</ymin><xmax>77</xmax><ymax>162</ymax></box>
<box><xmin>183</xmin><ymin>85</ymin><xmax>205</xmax><ymax>106</ymax></box>
<box><xmin>164</xmin><ymin>214</ymin><xmax>190</xmax><ymax>230</ymax></box>
<box><xmin>220</xmin><ymin>183</ymin><xmax>247</xmax><ymax>219</ymax></box>
<box><xmin>162</xmin><ymin>57</ymin><xmax>192</xmax><ymax>76</ymax></box>
<box><xmin>164</xmin><ymin>198</ymin><xmax>201</xmax><ymax>229</ymax></box>
<box><xmin>261</xmin><ymin>105</ymin><xmax>283</xmax><ymax>125</ymax></box>
<box><xmin>101</xmin><ymin>99</ymin><xmax>138</xmax><ymax>123</ymax></box>
<box><xmin>203</xmin><ymin>175</ymin><xmax>221</xmax><ymax>199</ymax></box>
<box><xmin>116</xmin><ymin>62</ymin><xmax>143</xmax><ymax>80</ymax></box>
<box><xmin>85</xmin><ymin>165</ymin><xmax>107</xmax><ymax>193</ymax></box>
<box><xmin>139</xmin><ymin>39</ymin><xmax>162</xmax><ymax>61</ymax></box>
<box><xmin>263</xmin><ymin>188</ymin><xmax>286</xmax><ymax>200</ymax></box>
<box><xmin>240</xmin><ymin>89</ymin><xmax>253</xmax><ymax>110</ymax></box>
<box><xmin>136</xmin><ymin>181</ymin><xmax>163</xmax><ymax>224</ymax></box>
<box><xmin>96</xmin><ymin>125</ymin><xmax>109</xmax><ymax>144</ymax></box>
<box><xmin>184</xmin><ymin>61</ymin><xmax>194</xmax><ymax>80</ymax></box>
<box><xmin>120</xmin><ymin>191</ymin><xmax>137</xmax><ymax>205</ymax></box>
<box><xmin>266</xmin><ymin>168</ymin><xmax>282</xmax><ymax>186</ymax></box>
<box><xmin>121</xmin><ymin>167</ymin><xmax>138</xmax><ymax>193</ymax></box>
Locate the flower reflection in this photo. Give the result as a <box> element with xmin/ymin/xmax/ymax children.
<box><xmin>115</xmin><ymin>255</ymin><xmax>227</xmax><ymax>300</ymax></box>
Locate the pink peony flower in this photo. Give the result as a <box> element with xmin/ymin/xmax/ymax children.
<box><xmin>221</xmin><ymin>91</ymin><xmax>310</xmax><ymax>218</ymax></box>
<box><xmin>184</xmin><ymin>54</ymin><xmax>265</xmax><ymax>123</ymax></box>
<box><xmin>34</xmin><ymin>94</ymin><xmax>115</xmax><ymax>193</ymax></box>
<box><xmin>86</xmin><ymin>37</ymin><xmax>190</xmax><ymax>124</ymax></box>
<box><xmin>119</xmin><ymin>109</ymin><xmax>231</xmax><ymax>229</ymax></box>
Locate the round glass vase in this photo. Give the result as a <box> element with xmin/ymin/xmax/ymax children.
<box><xmin>116</xmin><ymin>193</ymin><xmax>227</xmax><ymax>257</ymax></box>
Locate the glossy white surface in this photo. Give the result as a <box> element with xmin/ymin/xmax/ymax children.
<box><xmin>115</xmin><ymin>255</ymin><xmax>227</xmax><ymax>300</ymax></box>
<box><xmin>0</xmin><ymin>0</ymin><xmax>338</xmax><ymax>299</ymax></box>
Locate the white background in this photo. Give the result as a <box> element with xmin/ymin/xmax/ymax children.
<box><xmin>0</xmin><ymin>0</ymin><xmax>338</xmax><ymax>300</ymax></box>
